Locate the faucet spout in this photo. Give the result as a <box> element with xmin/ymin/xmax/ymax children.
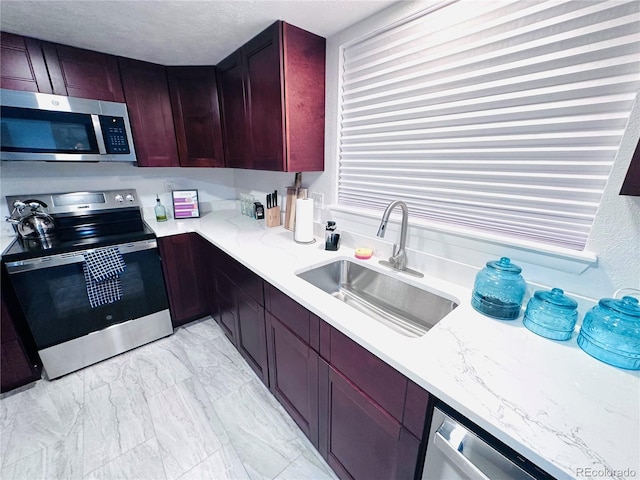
<box><xmin>376</xmin><ymin>200</ymin><xmax>410</xmax><ymax>271</ymax></box>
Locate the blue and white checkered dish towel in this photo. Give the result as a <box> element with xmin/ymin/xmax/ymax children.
<box><xmin>83</xmin><ymin>247</ymin><xmax>126</xmax><ymax>308</ymax></box>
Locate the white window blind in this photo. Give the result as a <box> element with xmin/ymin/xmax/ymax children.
<box><xmin>338</xmin><ymin>0</ymin><xmax>640</xmax><ymax>250</ymax></box>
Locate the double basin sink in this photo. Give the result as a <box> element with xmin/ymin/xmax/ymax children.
<box><xmin>296</xmin><ymin>259</ymin><xmax>458</xmax><ymax>338</ymax></box>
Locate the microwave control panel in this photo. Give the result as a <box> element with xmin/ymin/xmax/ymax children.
<box><xmin>99</xmin><ymin>116</ymin><xmax>131</xmax><ymax>154</ymax></box>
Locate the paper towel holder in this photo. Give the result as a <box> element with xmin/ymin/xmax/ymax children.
<box><xmin>293</xmin><ymin>195</ymin><xmax>316</xmax><ymax>245</ymax></box>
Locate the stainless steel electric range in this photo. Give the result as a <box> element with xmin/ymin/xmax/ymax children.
<box><xmin>2</xmin><ymin>189</ymin><xmax>173</xmax><ymax>379</ymax></box>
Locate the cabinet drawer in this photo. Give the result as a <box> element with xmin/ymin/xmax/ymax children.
<box><xmin>219</xmin><ymin>253</ymin><xmax>264</xmax><ymax>305</ymax></box>
<box><xmin>265</xmin><ymin>283</ymin><xmax>319</xmax><ymax>350</ymax></box>
<box><xmin>329</xmin><ymin>327</ymin><xmax>407</xmax><ymax>422</ymax></box>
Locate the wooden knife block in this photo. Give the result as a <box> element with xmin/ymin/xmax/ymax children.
<box><xmin>265</xmin><ymin>206</ymin><xmax>281</xmax><ymax>228</ymax></box>
<box><xmin>284</xmin><ymin>187</ymin><xmax>307</xmax><ymax>231</ymax></box>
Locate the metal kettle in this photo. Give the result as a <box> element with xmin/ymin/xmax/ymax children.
<box><xmin>6</xmin><ymin>199</ymin><xmax>56</xmax><ymax>240</ymax></box>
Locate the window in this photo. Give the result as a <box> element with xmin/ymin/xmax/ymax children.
<box><xmin>337</xmin><ymin>0</ymin><xmax>640</xmax><ymax>250</ymax></box>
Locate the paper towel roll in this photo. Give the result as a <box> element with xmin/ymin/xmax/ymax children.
<box><xmin>294</xmin><ymin>198</ymin><xmax>314</xmax><ymax>243</ymax></box>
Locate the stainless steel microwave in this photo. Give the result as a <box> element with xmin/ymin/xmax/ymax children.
<box><xmin>0</xmin><ymin>89</ymin><xmax>137</xmax><ymax>162</ymax></box>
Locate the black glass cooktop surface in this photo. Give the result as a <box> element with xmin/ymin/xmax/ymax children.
<box><xmin>2</xmin><ymin>221</ymin><xmax>156</xmax><ymax>263</ymax></box>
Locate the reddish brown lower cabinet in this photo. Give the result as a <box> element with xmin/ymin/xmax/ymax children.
<box><xmin>1</xmin><ymin>270</ymin><xmax>40</xmax><ymax>393</ymax></box>
<box><xmin>168</xmin><ymin>236</ymin><xmax>433</xmax><ymax>479</ymax></box>
<box><xmin>266</xmin><ymin>312</ymin><xmax>319</xmax><ymax>446</ymax></box>
<box><xmin>236</xmin><ymin>288</ymin><xmax>268</xmax><ymax>385</ymax></box>
<box><xmin>319</xmin><ymin>360</ymin><xmax>421</xmax><ymax>480</ymax></box>
<box><xmin>119</xmin><ymin>58</ymin><xmax>180</xmax><ymax>167</ymax></box>
<box><xmin>215</xmin><ymin>270</ymin><xmax>239</xmax><ymax>342</ymax></box>
<box><xmin>158</xmin><ymin>234</ymin><xmax>208</xmax><ymax>327</ymax></box>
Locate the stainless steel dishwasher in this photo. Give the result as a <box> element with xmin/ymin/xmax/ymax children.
<box><xmin>422</xmin><ymin>406</ymin><xmax>552</xmax><ymax>480</ymax></box>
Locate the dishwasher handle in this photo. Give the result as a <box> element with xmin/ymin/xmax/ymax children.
<box><xmin>433</xmin><ymin>420</ymin><xmax>491</xmax><ymax>480</ymax></box>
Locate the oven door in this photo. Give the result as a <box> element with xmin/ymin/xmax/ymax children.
<box><xmin>5</xmin><ymin>239</ymin><xmax>172</xmax><ymax>378</ymax></box>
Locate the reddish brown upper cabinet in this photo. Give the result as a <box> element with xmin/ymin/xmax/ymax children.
<box><xmin>167</xmin><ymin>66</ymin><xmax>225</xmax><ymax>168</ymax></box>
<box><xmin>620</xmin><ymin>140</ymin><xmax>640</xmax><ymax>195</ymax></box>
<box><xmin>119</xmin><ymin>58</ymin><xmax>180</xmax><ymax>167</ymax></box>
<box><xmin>217</xmin><ymin>21</ymin><xmax>325</xmax><ymax>172</ymax></box>
<box><xmin>158</xmin><ymin>233</ymin><xmax>208</xmax><ymax>328</ymax></box>
<box><xmin>0</xmin><ymin>32</ymin><xmax>52</xmax><ymax>93</ymax></box>
<box><xmin>41</xmin><ymin>43</ymin><xmax>125</xmax><ymax>102</ymax></box>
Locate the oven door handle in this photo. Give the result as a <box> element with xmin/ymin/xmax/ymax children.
<box><xmin>4</xmin><ymin>239</ymin><xmax>158</xmax><ymax>273</ymax></box>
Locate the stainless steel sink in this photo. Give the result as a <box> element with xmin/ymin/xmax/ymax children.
<box><xmin>297</xmin><ymin>259</ymin><xmax>458</xmax><ymax>337</ymax></box>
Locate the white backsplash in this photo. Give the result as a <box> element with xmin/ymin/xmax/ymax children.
<box><xmin>0</xmin><ymin>161</ymin><xmax>235</xmax><ymax>236</ymax></box>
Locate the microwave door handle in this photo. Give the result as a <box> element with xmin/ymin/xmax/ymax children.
<box><xmin>433</xmin><ymin>421</ymin><xmax>491</xmax><ymax>480</ymax></box>
<box><xmin>91</xmin><ymin>114</ymin><xmax>107</xmax><ymax>154</ymax></box>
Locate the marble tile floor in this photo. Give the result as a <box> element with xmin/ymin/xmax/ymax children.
<box><xmin>0</xmin><ymin>317</ymin><xmax>338</xmax><ymax>480</ymax></box>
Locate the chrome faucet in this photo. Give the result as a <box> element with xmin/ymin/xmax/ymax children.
<box><xmin>376</xmin><ymin>200</ymin><xmax>424</xmax><ymax>278</ymax></box>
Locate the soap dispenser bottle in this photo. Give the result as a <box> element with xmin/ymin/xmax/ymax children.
<box><xmin>154</xmin><ymin>194</ymin><xmax>168</xmax><ymax>222</ymax></box>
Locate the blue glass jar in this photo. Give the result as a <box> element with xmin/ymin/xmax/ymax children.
<box><xmin>471</xmin><ymin>257</ymin><xmax>526</xmax><ymax>320</ymax></box>
<box><xmin>577</xmin><ymin>296</ymin><xmax>640</xmax><ymax>369</ymax></box>
<box><xmin>523</xmin><ymin>288</ymin><xmax>578</xmax><ymax>340</ymax></box>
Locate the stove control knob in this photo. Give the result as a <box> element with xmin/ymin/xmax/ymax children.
<box><xmin>114</xmin><ymin>194</ymin><xmax>124</xmax><ymax>203</ymax></box>
<box><xmin>125</xmin><ymin>194</ymin><xmax>135</xmax><ymax>202</ymax></box>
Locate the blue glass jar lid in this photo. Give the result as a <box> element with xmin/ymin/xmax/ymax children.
<box><xmin>599</xmin><ymin>296</ymin><xmax>640</xmax><ymax>318</ymax></box>
<box><xmin>533</xmin><ymin>288</ymin><xmax>577</xmax><ymax>310</ymax></box>
<box><xmin>486</xmin><ymin>257</ymin><xmax>522</xmax><ymax>274</ymax></box>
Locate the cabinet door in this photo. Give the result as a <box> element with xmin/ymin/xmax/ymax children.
<box><xmin>282</xmin><ymin>23</ymin><xmax>326</xmax><ymax>172</ymax></box>
<box><xmin>158</xmin><ymin>234</ymin><xmax>208</xmax><ymax>327</ymax></box>
<box><xmin>198</xmin><ymin>236</ymin><xmax>221</xmax><ymax>319</ymax></box>
<box><xmin>620</xmin><ymin>140</ymin><xmax>640</xmax><ymax>195</ymax></box>
<box><xmin>1</xmin><ymin>295</ymin><xmax>39</xmax><ymax>393</ymax></box>
<box><xmin>243</xmin><ymin>23</ymin><xmax>285</xmax><ymax>171</ymax></box>
<box><xmin>215</xmin><ymin>271</ymin><xmax>238</xmax><ymax>343</ymax></box>
<box><xmin>329</xmin><ymin>327</ymin><xmax>407</xmax><ymax>422</ymax></box>
<box><xmin>266</xmin><ymin>312</ymin><xmax>319</xmax><ymax>446</ymax></box>
<box><xmin>265</xmin><ymin>282</ymin><xmax>319</xmax><ymax>352</ymax></box>
<box><xmin>237</xmin><ymin>288</ymin><xmax>269</xmax><ymax>385</ymax></box>
<box><xmin>167</xmin><ymin>66</ymin><xmax>225</xmax><ymax>168</ymax></box>
<box><xmin>43</xmin><ymin>43</ymin><xmax>124</xmax><ymax>101</ymax></box>
<box><xmin>0</xmin><ymin>33</ymin><xmax>52</xmax><ymax>93</ymax></box>
<box><xmin>319</xmin><ymin>361</ymin><xmax>421</xmax><ymax>480</ymax></box>
<box><xmin>218</xmin><ymin>50</ymin><xmax>249</xmax><ymax>169</ymax></box>
<box><xmin>119</xmin><ymin>58</ymin><xmax>180</xmax><ymax>167</ymax></box>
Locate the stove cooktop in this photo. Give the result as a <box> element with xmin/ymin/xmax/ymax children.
<box><xmin>2</xmin><ymin>189</ymin><xmax>156</xmax><ymax>263</ymax></box>
<box><xmin>1</xmin><ymin>221</ymin><xmax>156</xmax><ymax>263</ymax></box>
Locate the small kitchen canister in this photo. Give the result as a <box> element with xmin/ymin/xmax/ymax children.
<box><xmin>577</xmin><ymin>296</ymin><xmax>640</xmax><ymax>370</ymax></box>
<box><xmin>523</xmin><ymin>288</ymin><xmax>578</xmax><ymax>340</ymax></box>
<box><xmin>471</xmin><ymin>257</ymin><xmax>526</xmax><ymax>320</ymax></box>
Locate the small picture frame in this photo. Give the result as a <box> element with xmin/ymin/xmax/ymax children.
<box><xmin>172</xmin><ymin>189</ymin><xmax>200</xmax><ymax>219</ymax></box>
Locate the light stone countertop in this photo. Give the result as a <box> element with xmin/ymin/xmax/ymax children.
<box><xmin>3</xmin><ymin>207</ymin><xmax>639</xmax><ymax>480</ymax></box>
<box><xmin>146</xmin><ymin>209</ymin><xmax>640</xmax><ymax>480</ymax></box>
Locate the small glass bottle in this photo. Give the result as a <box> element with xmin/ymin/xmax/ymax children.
<box><xmin>154</xmin><ymin>194</ymin><xmax>167</xmax><ymax>222</ymax></box>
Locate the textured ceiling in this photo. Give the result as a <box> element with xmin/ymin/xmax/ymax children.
<box><xmin>0</xmin><ymin>0</ymin><xmax>398</xmax><ymax>65</ymax></box>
